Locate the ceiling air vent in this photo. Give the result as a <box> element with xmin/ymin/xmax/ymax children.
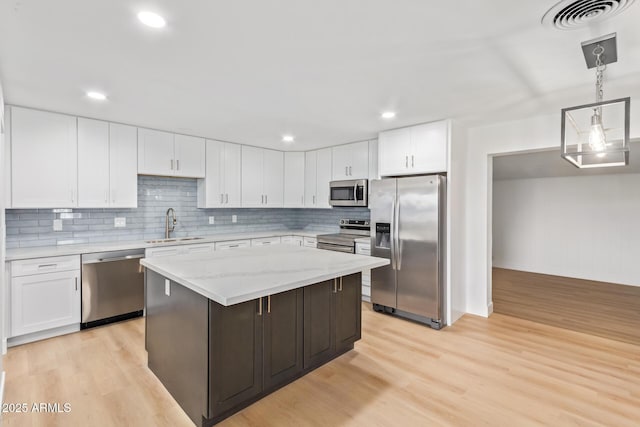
<box><xmin>542</xmin><ymin>0</ymin><xmax>637</xmax><ymax>30</ymax></box>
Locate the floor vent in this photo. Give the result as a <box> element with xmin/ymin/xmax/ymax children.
<box><xmin>542</xmin><ymin>0</ymin><xmax>636</xmax><ymax>30</ymax></box>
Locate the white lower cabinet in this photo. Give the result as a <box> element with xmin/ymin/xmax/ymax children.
<box><xmin>303</xmin><ymin>237</ymin><xmax>317</xmax><ymax>248</ymax></box>
<box><xmin>145</xmin><ymin>243</ymin><xmax>215</xmax><ymax>258</ymax></box>
<box><xmin>251</xmin><ymin>236</ymin><xmax>281</xmax><ymax>247</ymax></box>
<box><xmin>215</xmin><ymin>240</ymin><xmax>251</xmax><ymax>250</ymax></box>
<box><xmin>355</xmin><ymin>242</ymin><xmax>372</xmax><ymax>301</ymax></box>
<box><xmin>281</xmin><ymin>235</ymin><xmax>303</xmax><ymax>246</ymax></box>
<box><xmin>10</xmin><ymin>255</ymin><xmax>81</xmax><ymax>338</ymax></box>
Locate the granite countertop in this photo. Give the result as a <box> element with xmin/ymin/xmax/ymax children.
<box><xmin>5</xmin><ymin>230</ymin><xmax>325</xmax><ymax>261</ymax></box>
<box><xmin>140</xmin><ymin>245</ymin><xmax>389</xmax><ymax>306</ymax></box>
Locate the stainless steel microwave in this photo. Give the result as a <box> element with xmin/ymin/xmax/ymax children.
<box><xmin>329</xmin><ymin>179</ymin><xmax>368</xmax><ymax>207</ymax></box>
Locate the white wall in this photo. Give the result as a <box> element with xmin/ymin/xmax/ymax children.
<box><xmin>493</xmin><ymin>174</ymin><xmax>640</xmax><ymax>287</ymax></box>
<box><xmin>0</xmin><ymin>78</ymin><xmax>5</xmax><ymax>396</ymax></box>
<box><xmin>462</xmin><ymin>106</ymin><xmax>640</xmax><ymax>317</ymax></box>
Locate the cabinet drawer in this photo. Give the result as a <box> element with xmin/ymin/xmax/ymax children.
<box><xmin>145</xmin><ymin>246</ymin><xmax>181</xmax><ymax>258</ymax></box>
<box><xmin>251</xmin><ymin>237</ymin><xmax>281</xmax><ymax>247</ymax></box>
<box><xmin>355</xmin><ymin>244</ymin><xmax>371</xmax><ymax>255</ymax></box>
<box><xmin>11</xmin><ymin>255</ymin><xmax>80</xmax><ymax>277</ymax></box>
<box><xmin>303</xmin><ymin>237</ymin><xmax>317</xmax><ymax>248</ymax></box>
<box><xmin>183</xmin><ymin>243</ymin><xmax>215</xmax><ymax>254</ymax></box>
<box><xmin>216</xmin><ymin>240</ymin><xmax>250</xmax><ymax>250</ymax></box>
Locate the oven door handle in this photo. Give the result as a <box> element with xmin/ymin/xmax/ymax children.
<box><xmin>316</xmin><ymin>242</ymin><xmax>355</xmax><ymax>254</ymax></box>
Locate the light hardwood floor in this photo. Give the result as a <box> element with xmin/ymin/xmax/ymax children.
<box><xmin>493</xmin><ymin>267</ymin><xmax>640</xmax><ymax>346</ymax></box>
<box><xmin>3</xmin><ymin>303</ymin><xmax>640</xmax><ymax>426</ymax></box>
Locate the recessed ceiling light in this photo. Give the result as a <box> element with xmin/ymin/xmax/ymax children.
<box><xmin>381</xmin><ymin>111</ymin><xmax>396</xmax><ymax>119</ymax></box>
<box><xmin>282</xmin><ymin>135</ymin><xmax>295</xmax><ymax>143</ymax></box>
<box><xmin>87</xmin><ymin>91</ymin><xmax>107</xmax><ymax>101</ymax></box>
<box><xmin>137</xmin><ymin>11</ymin><xmax>166</xmax><ymax>28</ymax></box>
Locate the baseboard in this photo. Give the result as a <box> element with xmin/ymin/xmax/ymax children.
<box><xmin>487</xmin><ymin>302</ymin><xmax>494</xmax><ymax>316</ymax></box>
<box><xmin>1</xmin><ymin>370</ymin><xmax>5</xmax><ymax>407</ymax></box>
<box><xmin>8</xmin><ymin>324</ymin><xmax>80</xmax><ymax>347</ymax></box>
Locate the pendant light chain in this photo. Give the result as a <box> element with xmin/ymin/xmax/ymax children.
<box><xmin>594</xmin><ymin>44</ymin><xmax>606</xmax><ymax>104</ymax></box>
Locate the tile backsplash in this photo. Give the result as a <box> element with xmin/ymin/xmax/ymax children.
<box><xmin>5</xmin><ymin>176</ymin><xmax>370</xmax><ymax>249</ymax></box>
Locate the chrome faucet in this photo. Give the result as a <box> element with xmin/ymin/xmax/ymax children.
<box><xmin>165</xmin><ymin>208</ymin><xmax>177</xmax><ymax>239</ymax></box>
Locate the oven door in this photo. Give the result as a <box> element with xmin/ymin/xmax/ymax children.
<box><xmin>317</xmin><ymin>242</ymin><xmax>355</xmax><ymax>253</ymax></box>
<box><xmin>329</xmin><ymin>179</ymin><xmax>368</xmax><ymax>207</ymax></box>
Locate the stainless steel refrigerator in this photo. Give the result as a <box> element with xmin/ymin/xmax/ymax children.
<box><xmin>370</xmin><ymin>175</ymin><xmax>445</xmax><ymax>329</ymax></box>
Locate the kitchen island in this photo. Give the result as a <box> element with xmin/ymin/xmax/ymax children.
<box><xmin>140</xmin><ymin>245</ymin><xmax>389</xmax><ymax>426</ymax></box>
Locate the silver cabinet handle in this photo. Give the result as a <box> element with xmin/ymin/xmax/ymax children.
<box><xmin>333</xmin><ymin>278</ymin><xmax>338</xmax><ymax>293</ymax></box>
<box><xmin>405</xmin><ymin>156</ymin><xmax>408</xmax><ymax>168</ymax></box>
<box><xmin>261</xmin><ymin>195</ymin><xmax>264</xmax><ymax>204</ymax></box>
<box><xmin>38</xmin><ymin>263</ymin><xmax>57</xmax><ymax>269</ymax></box>
<box><xmin>176</xmin><ymin>159</ymin><xmax>180</xmax><ymax>170</ymax></box>
<box><xmin>225</xmin><ymin>193</ymin><xmax>229</xmax><ymax>204</ymax></box>
<box><xmin>171</xmin><ymin>159</ymin><xmax>174</xmax><ymax>170</ymax></box>
<box><xmin>301</xmin><ymin>195</ymin><xmax>304</xmax><ymax>204</ymax></box>
<box><xmin>411</xmin><ymin>155</ymin><xmax>414</xmax><ymax>168</ymax></box>
<box><xmin>339</xmin><ymin>276</ymin><xmax>343</xmax><ymax>292</ymax></box>
<box><xmin>265</xmin><ymin>194</ymin><xmax>268</xmax><ymax>204</ymax></box>
<box><xmin>349</xmin><ymin>166</ymin><xmax>352</xmax><ymax>176</ymax></box>
<box><xmin>75</xmin><ymin>277</ymin><xmax>78</xmax><ymax>291</ymax></box>
<box><xmin>228</xmin><ymin>244</ymin><xmax>239</xmax><ymax>248</ymax></box>
<box><xmin>267</xmin><ymin>295</ymin><xmax>271</xmax><ymax>313</ymax></box>
<box><xmin>220</xmin><ymin>194</ymin><xmax>224</xmax><ymax>204</ymax></box>
<box><xmin>313</xmin><ymin>195</ymin><xmax>316</xmax><ymax>204</ymax></box>
<box><xmin>345</xmin><ymin>166</ymin><xmax>348</xmax><ymax>176</ymax></box>
<box><xmin>111</xmin><ymin>189</ymin><xmax>115</xmax><ymax>204</ymax></box>
<box><xmin>258</xmin><ymin>297</ymin><xmax>263</xmax><ymax>316</ymax></box>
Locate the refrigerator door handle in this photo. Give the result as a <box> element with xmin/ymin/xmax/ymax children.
<box><xmin>395</xmin><ymin>199</ymin><xmax>401</xmax><ymax>270</ymax></box>
<box><xmin>390</xmin><ymin>196</ymin><xmax>396</xmax><ymax>270</ymax></box>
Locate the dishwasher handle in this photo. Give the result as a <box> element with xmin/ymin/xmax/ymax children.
<box><xmin>82</xmin><ymin>254</ymin><xmax>145</xmax><ymax>264</ymax></box>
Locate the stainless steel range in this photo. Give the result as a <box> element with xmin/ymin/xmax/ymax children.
<box><xmin>317</xmin><ymin>219</ymin><xmax>370</xmax><ymax>253</ymax></box>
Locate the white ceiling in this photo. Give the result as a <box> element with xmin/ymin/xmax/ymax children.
<box><xmin>1</xmin><ymin>1</ymin><xmax>640</xmax><ymax>151</ymax></box>
<box><xmin>493</xmin><ymin>140</ymin><xmax>640</xmax><ymax>180</ymax></box>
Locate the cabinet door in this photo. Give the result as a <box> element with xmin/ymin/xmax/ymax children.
<box><xmin>145</xmin><ymin>246</ymin><xmax>181</xmax><ymax>258</ymax></box>
<box><xmin>183</xmin><ymin>243</ymin><xmax>215</xmax><ymax>254</ymax></box>
<box><xmin>241</xmin><ymin>146</ymin><xmax>264</xmax><ymax>207</ymax></box>
<box><xmin>109</xmin><ymin>123</ymin><xmax>138</xmax><ymax>207</ymax></box>
<box><xmin>331</xmin><ymin>144</ymin><xmax>351</xmax><ymax>180</ymax></box>
<box><xmin>11</xmin><ymin>107</ymin><xmax>78</xmax><ymax>207</ymax></box>
<box><xmin>335</xmin><ymin>273</ymin><xmax>362</xmax><ymax>353</ymax></box>
<box><xmin>137</xmin><ymin>128</ymin><xmax>174</xmax><ymax>176</ymax></box>
<box><xmin>215</xmin><ymin>240</ymin><xmax>251</xmax><ymax>250</ymax></box>
<box><xmin>77</xmin><ymin>118</ymin><xmax>110</xmax><ymax>207</ymax></box>
<box><xmin>209</xmin><ymin>299</ymin><xmax>263</xmax><ymax>418</ymax></box>
<box><xmin>198</xmin><ymin>140</ymin><xmax>224</xmax><ymax>208</ymax></box>
<box><xmin>315</xmin><ymin>148</ymin><xmax>332</xmax><ymax>208</ymax></box>
<box><xmin>303</xmin><ymin>280</ymin><xmax>335</xmax><ymax>369</ymax></box>
<box><xmin>263</xmin><ymin>289</ymin><xmax>303</xmax><ymax>390</ymax></box>
<box><xmin>304</xmin><ymin>151</ymin><xmax>317</xmax><ymax>207</ymax></box>
<box><xmin>378</xmin><ymin>127</ymin><xmax>411</xmax><ymax>177</ymax></box>
<box><xmin>11</xmin><ymin>270</ymin><xmax>80</xmax><ymax>337</ymax></box>
<box><xmin>174</xmin><ymin>134</ymin><xmax>205</xmax><ymax>178</ymax></box>
<box><xmin>411</xmin><ymin>120</ymin><xmax>448</xmax><ymax>174</ymax></box>
<box><xmin>263</xmin><ymin>149</ymin><xmax>284</xmax><ymax>207</ymax></box>
<box><xmin>349</xmin><ymin>141</ymin><xmax>369</xmax><ymax>179</ymax></box>
<box><xmin>283</xmin><ymin>152</ymin><xmax>305</xmax><ymax>207</ymax></box>
<box><xmin>223</xmin><ymin>142</ymin><xmax>242</xmax><ymax>207</ymax></box>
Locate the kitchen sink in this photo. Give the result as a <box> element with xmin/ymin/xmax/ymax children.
<box><xmin>145</xmin><ymin>237</ymin><xmax>205</xmax><ymax>244</ymax></box>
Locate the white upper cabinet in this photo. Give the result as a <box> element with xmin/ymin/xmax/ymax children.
<box><xmin>241</xmin><ymin>146</ymin><xmax>284</xmax><ymax>207</ymax></box>
<box><xmin>78</xmin><ymin>119</ymin><xmax>138</xmax><ymax>208</ymax></box>
<box><xmin>174</xmin><ymin>134</ymin><xmax>205</xmax><ymax>178</ymax></box>
<box><xmin>78</xmin><ymin>118</ymin><xmax>110</xmax><ymax>207</ymax></box>
<box><xmin>108</xmin><ymin>123</ymin><xmax>138</xmax><ymax>207</ymax></box>
<box><xmin>331</xmin><ymin>141</ymin><xmax>369</xmax><ymax>180</ymax></box>
<box><xmin>283</xmin><ymin>152</ymin><xmax>305</xmax><ymax>207</ymax></box>
<box><xmin>11</xmin><ymin>107</ymin><xmax>78</xmax><ymax>208</ymax></box>
<box><xmin>197</xmin><ymin>140</ymin><xmax>241</xmax><ymax>208</ymax></box>
<box><xmin>138</xmin><ymin>129</ymin><xmax>205</xmax><ymax>178</ymax></box>
<box><xmin>378</xmin><ymin>120</ymin><xmax>448</xmax><ymax>176</ymax></box>
<box><xmin>304</xmin><ymin>148</ymin><xmax>332</xmax><ymax>208</ymax></box>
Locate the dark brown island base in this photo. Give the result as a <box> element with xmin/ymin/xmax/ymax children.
<box><xmin>145</xmin><ymin>269</ymin><xmax>363</xmax><ymax>426</ymax></box>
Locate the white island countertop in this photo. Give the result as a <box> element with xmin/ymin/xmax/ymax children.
<box><xmin>140</xmin><ymin>245</ymin><xmax>389</xmax><ymax>306</ymax></box>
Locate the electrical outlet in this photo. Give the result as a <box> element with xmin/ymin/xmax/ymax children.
<box><xmin>53</xmin><ymin>219</ymin><xmax>63</xmax><ymax>231</ymax></box>
<box><xmin>209</xmin><ymin>216</ymin><xmax>215</xmax><ymax>225</ymax></box>
<box><xmin>114</xmin><ymin>217</ymin><xmax>126</xmax><ymax>228</ymax></box>
<box><xmin>232</xmin><ymin>215</ymin><xmax>237</xmax><ymax>223</ymax></box>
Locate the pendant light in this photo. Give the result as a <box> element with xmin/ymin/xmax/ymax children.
<box><xmin>560</xmin><ymin>33</ymin><xmax>630</xmax><ymax>168</ymax></box>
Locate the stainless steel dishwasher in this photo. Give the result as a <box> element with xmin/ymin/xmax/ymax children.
<box><xmin>81</xmin><ymin>249</ymin><xmax>145</xmax><ymax>329</ymax></box>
